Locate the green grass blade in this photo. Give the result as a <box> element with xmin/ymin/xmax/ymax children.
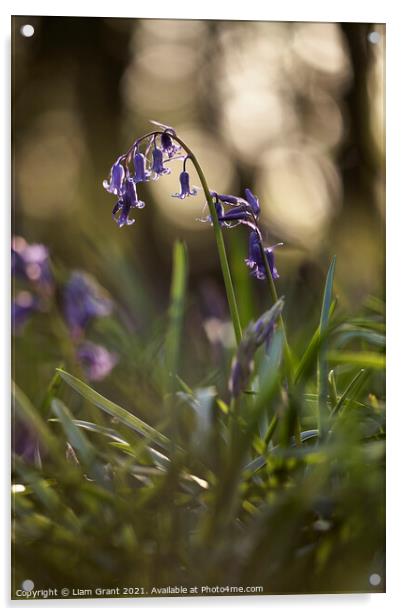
<box><xmin>346</xmin><ymin>318</ymin><xmax>385</xmax><ymax>333</ymax></box>
<box><xmin>330</xmin><ymin>369</ymin><xmax>367</xmax><ymax>417</ymax></box>
<box><xmin>165</xmin><ymin>240</ymin><xmax>188</xmax><ymax>389</ymax></box>
<box><xmin>12</xmin><ymin>382</ymin><xmax>60</xmax><ymax>460</ymax></box>
<box><xmin>334</xmin><ymin>326</ymin><xmax>385</xmax><ymax>348</ymax></box>
<box><xmin>363</xmin><ymin>295</ymin><xmax>385</xmax><ymax>315</ymax></box>
<box><xmin>13</xmin><ymin>457</ymin><xmax>61</xmax><ymax>512</ymax></box>
<box><xmin>50</xmin><ymin>418</ymin><xmax>129</xmax><ymax>445</ymax></box>
<box><xmin>327</xmin><ymin>351</ymin><xmax>385</xmax><ymax>370</ymax></box>
<box><xmin>317</xmin><ymin>256</ymin><xmax>336</xmax><ymax>439</ymax></box>
<box><xmin>263</xmin><ymin>413</ymin><xmax>279</xmax><ymax>448</ymax></box>
<box><xmin>295</xmin><ymin>300</ymin><xmax>336</xmax><ymax>383</ymax></box>
<box><xmin>39</xmin><ymin>369</ymin><xmax>63</xmax><ymax>416</ymax></box>
<box><xmin>56</xmin><ymin>369</ymin><xmax>171</xmax><ymax>452</ymax></box>
<box><xmin>241</xmin><ymin>330</ymin><xmax>284</xmax><ymax>441</ymax></box>
<box><xmin>51</xmin><ymin>398</ymin><xmax>97</xmax><ymax>468</ymax></box>
<box><xmin>328</xmin><ymin>370</ymin><xmax>338</xmax><ymax>407</ymax></box>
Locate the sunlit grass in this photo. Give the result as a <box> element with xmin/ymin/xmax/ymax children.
<box><xmin>12</xmin><ymin>241</ymin><xmax>385</xmax><ymax>597</ymax></box>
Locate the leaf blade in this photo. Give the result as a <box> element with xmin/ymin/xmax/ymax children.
<box><xmin>56</xmin><ymin>369</ymin><xmax>171</xmax><ymax>451</ymax></box>
<box><xmin>317</xmin><ymin>256</ymin><xmax>336</xmax><ymax>439</ymax></box>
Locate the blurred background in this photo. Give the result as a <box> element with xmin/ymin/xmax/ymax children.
<box><xmin>12</xmin><ymin>16</ymin><xmax>385</xmax><ymax>408</ymax></box>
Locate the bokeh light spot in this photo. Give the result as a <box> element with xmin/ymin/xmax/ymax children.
<box><xmin>12</xmin><ymin>484</ymin><xmax>26</xmax><ymax>494</ymax></box>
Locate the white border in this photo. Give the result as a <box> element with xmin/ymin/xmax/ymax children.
<box><xmin>2</xmin><ymin>1</ymin><xmax>401</xmax><ymax>613</ymax></box>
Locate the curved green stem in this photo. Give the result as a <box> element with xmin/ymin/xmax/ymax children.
<box><xmin>169</xmin><ymin>134</ymin><xmax>243</xmax><ymax>345</ymax></box>
<box><xmin>126</xmin><ymin>130</ymin><xmax>242</xmax><ymax>344</ymax></box>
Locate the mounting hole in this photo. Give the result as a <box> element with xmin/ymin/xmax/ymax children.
<box><xmin>368</xmin><ymin>31</ymin><xmax>380</xmax><ymax>44</ymax></box>
<box><xmin>369</xmin><ymin>573</ymin><xmax>381</xmax><ymax>586</ymax></box>
<box><xmin>20</xmin><ymin>24</ymin><xmax>35</xmax><ymax>38</ymax></box>
<box><xmin>22</xmin><ymin>579</ymin><xmax>34</xmax><ymax>591</ymax></box>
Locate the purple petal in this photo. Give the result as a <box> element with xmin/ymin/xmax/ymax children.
<box><xmin>77</xmin><ymin>342</ymin><xmax>118</xmax><ymax>381</ymax></box>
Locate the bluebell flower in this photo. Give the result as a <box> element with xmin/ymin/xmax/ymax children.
<box><xmin>133</xmin><ymin>152</ymin><xmax>151</xmax><ymax>183</ymax></box>
<box><xmin>103</xmin><ymin>160</ymin><xmax>125</xmax><ymax>195</ymax></box>
<box><xmin>229</xmin><ymin>298</ymin><xmax>284</xmax><ymax>397</ymax></box>
<box><xmin>215</xmin><ymin>199</ymin><xmax>225</xmax><ymax>219</ymax></box>
<box><xmin>172</xmin><ymin>171</ymin><xmax>197</xmax><ymax>199</ymax></box>
<box><xmin>112</xmin><ymin>178</ymin><xmax>145</xmax><ymax>227</ymax></box>
<box><xmin>217</xmin><ymin>189</ymin><xmax>260</xmax><ymax>221</ymax></box>
<box><xmin>12</xmin><ymin>291</ymin><xmax>38</xmax><ymax>331</ymax></box>
<box><xmin>13</xmin><ymin>419</ymin><xmax>38</xmax><ymax>463</ymax></box>
<box><xmin>245</xmin><ymin>230</ymin><xmax>281</xmax><ymax>280</ymax></box>
<box><xmin>218</xmin><ymin>205</ymin><xmax>252</xmax><ymax>223</ymax></box>
<box><xmin>151</xmin><ymin>146</ymin><xmax>171</xmax><ymax>178</ymax></box>
<box><xmin>244</xmin><ymin>188</ymin><xmax>261</xmax><ymax>218</ymax></box>
<box><xmin>228</xmin><ymin>359</ymin><xmax>246</xmax><ymax>399</ymax></box>
<box><xmin>161</xmin><ymin>130</ymin><xmax>181</xmax><ymax>158</ymax></box>
<box><xmin>64</xmin><ymin>271</ymin><xmax>113</xmax><ymax>338</ymax></box>
<box><xmin>203</xmin><ymin>194</ymin><xmax>252</xmax><ymax>226</ymax></box>
<box><xmin>11</xmin><ymin>236</ymin><xmax>53</xmax><ymax>293</ymax></box>
<box><xmin>207</xmin><ymin>191</ymin><xmax>260</xmax><ymax>226</ymax></box>
<box><xmin>114</xmin><ymin>201</ymin><xmax>135</xmax><ymax>228</ymax></box>
<box><xmin>213</xmin><ymin>193</ymin><xmax>241</xmax><ymax>206</ymax></box>
<box><xmin>77</xmin><ymin>341</ymin><xmax>118</xmax><ymax>381</ymax></box>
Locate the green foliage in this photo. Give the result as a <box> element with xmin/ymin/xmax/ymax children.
<box><xmin>12</xmin><ymin>247</ymin><xmax>385</xmax><ymax>597</ymax></box>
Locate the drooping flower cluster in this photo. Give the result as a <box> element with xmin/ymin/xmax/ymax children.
<box><xmin>12</xmin><ymin>236</ymin><xmax>54</xmax><ymax>330</ymax></box>
<box><xmin>12</xmin><ymin>236</ymin><xmax>54</xmax><ymax>293</ymax></box>
<box><xmin>229</xmin><ymin>298</ymin><xmax>284</xmax><ymax>398</ymax></box>
<box><xmin>11</xmin><ymin>237</ymin><xmax>118</xmax><ymax>382</ymax></box>
<box><xmin>63</xmin><ymin>271</ymin><xmax>113</xmax><ymax>339</ymax></box>
<box><xmin>103</xmin><ymin>121</ymin><xmax>282</xmax><ymax>282</ymax></box>
<box><xmin>63</xmin><ymin>271</ymin><xmax>118</xmax><ymax>381</ymax></box>
<box><xmin>103</xmin><ymin>122</ymin><xmax>196</xmax><ymax>229</ymax></box>
<box><xmin>208</xmin><ymin>189</ymin><xmax>283</xmax><ymax>281</ymax></box>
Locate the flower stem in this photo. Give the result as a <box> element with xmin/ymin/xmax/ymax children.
<box><xmin>256</xmin><ymin>236</ymin><xmax>292</xmax><ymax>374</ymax></box>
<box><xmin>128</xmin><ymin>130</ymin><xmax>243</xmax><ymax>344</ymax></box>
<box><xmin>256</xmin><ymin>237</ymin><xmax>301</xmax><ymax>446</ymax></box>
<box><xmin>171</xmin><ymin>135</ymin><xmax>243</xmax><ymax>345</ymax></box>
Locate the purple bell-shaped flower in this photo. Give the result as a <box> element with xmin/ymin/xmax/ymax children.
<box><xmin>103</xmin><ymin>160</ymin><xmax>125</xmax><ymax>195</ymax></box>
<box><xmin>151</xmin><ymin>147</ymin><xmax>171</xmax><ymax>178</ymax></box>
<box><xmin>172</xmin><ymin>171</ymin><xmax>197</xmax><ymax>199</ymax></box>
<box><xmin>245</xmin><ymin>230</ymin><xmax>281</xmax><ymax>280</ymax></box>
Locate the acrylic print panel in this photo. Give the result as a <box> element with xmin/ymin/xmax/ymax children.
<box><xmin>11</xmin><ymin>16</ymin><xmax>385</xmax><ymax>600</ymax></box>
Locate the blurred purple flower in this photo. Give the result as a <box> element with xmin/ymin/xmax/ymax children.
<box><xmin>172</xmin><ymin>171</ymin><xmax>197</xmax><ymax>199</ymax></box>
<box><xmin>12</xmin><ymin>236</ymin><xmax>53</xmax><ymax>292</ymax></box>
<box><xmin>64</xmin><ymin>271</ymin><xmax>113</xmax><ymax>338</ymax></box>
<box><xmin>245</xmin><ymin>230</ymin><xmax>281</xmax><ymax>281</ymax></box>
<box><xmin>229</xmin><ymin>298</ymin><xmax>284</xmax><ymax>397</ymax></box>
<box><xmin>12</xmin><ymin>291</ymin><xmax>38</xmax><ymax>331</ymax></box>
<box><xmin>103</xmin><ymin>160</ymin><xmax>125</xmax><ymax>195</ymax></box>
<box><xmin>112</xmin><ymin>178</ymin><xmax>145</xmax><ymax>227</ymax></box>
<box><xmin>151</xmin><ymin>146</ymin><xmax>171</xmax><ymax>178</ymax></box>
<box><xmin>13</xmin><ymin>420</ymin><xmax>39</xmax><ymax>463</ymax></box>
<box><xmin>77</xmin><ymin>341</ymin><xmax>118</xmax><ymax>381</ymax></box>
